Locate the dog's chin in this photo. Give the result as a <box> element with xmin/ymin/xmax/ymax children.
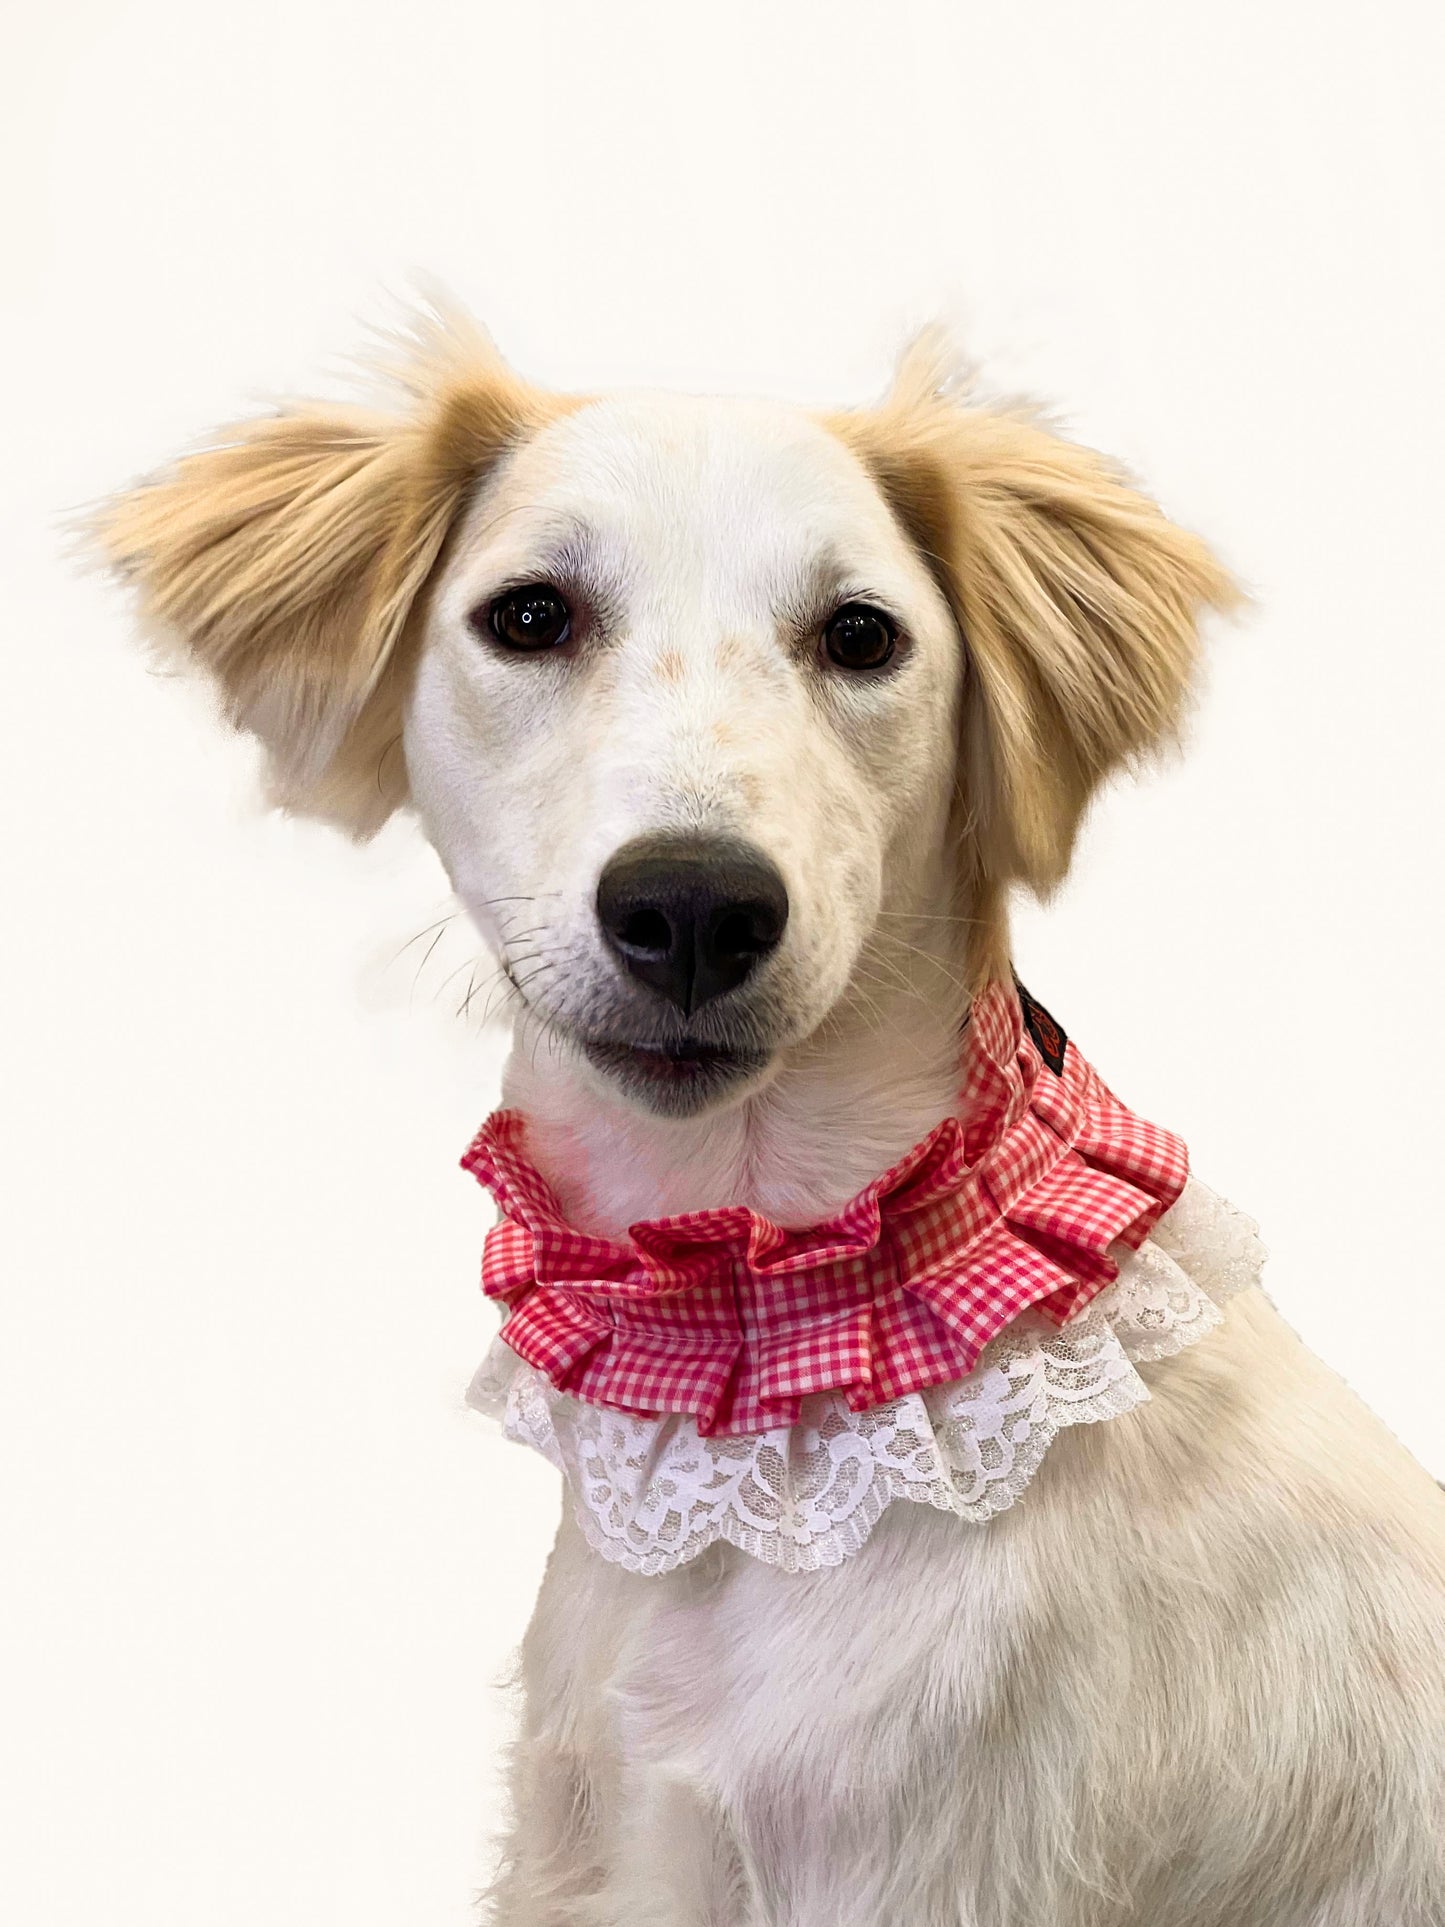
<box><xmin>580</xmin><ymin>1036</ymin><xmax>773</xmax><ymax>1118</ymax></box>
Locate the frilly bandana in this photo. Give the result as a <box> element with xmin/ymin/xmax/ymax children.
<box><xmin>460</xmin><ymin>981</ymin><xmax>1187</xmax><ymax>1437</ymax></box>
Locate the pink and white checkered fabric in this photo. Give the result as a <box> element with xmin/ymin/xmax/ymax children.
<box><xmin>460</xmin><ymin>981</ymin><xmax>1187</xmax><ymax>1436</ymax></box>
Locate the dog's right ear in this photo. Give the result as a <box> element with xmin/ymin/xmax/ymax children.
<box><xmin>92</xmin><ymin>311</ymin><xmax>569</xmax><ymax>835</ymax></box>
<box><xmin>829</xmin><ymin>333</ymin><xmax>1241</xmax><ymax>979</ymax></box>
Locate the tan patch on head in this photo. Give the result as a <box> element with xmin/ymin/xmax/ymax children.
<box><xmin>654</xmin><ymin>649</ymin><xmax>684</xmax><ymax>684</ymax></box>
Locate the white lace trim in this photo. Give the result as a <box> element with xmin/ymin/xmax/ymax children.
<box><xmin>467</xmin><ymin>1180</ymin><xmax>1265</xmax><ymax>1576</ymax></box>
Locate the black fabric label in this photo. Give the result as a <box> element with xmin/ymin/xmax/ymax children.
<box><xmin>1015</xmin><ymin>980</ymin><xmax>1068</xmax><ymax>1076</ymax></box>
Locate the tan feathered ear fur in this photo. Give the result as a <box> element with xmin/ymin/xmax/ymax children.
<box><xmin>829</xmin><ymin>335</ymin><xmax>1242</xmax><ymax>978</ymax></box>
<box><xmin>94</xmin><ymin>309</ymin><xmax>570</xmax><ymax>835</ymax></box>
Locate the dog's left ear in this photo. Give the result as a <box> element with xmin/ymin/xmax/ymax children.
<box><xmin>93</xmin><ymin>310</ymin><xmax>568</xmax><ymax>835</ymax></box>
<box><xmin>831</xmin><ymin>338</ymin><xmax>1243</xmax><ymax>906</ymax></box>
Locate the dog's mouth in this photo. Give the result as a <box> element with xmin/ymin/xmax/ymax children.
<box><xmin>505</xmin><ymin>971</ymin><xmax>782</xmax><ymax>1117</ymax></box>
<box><xmin>580</xmin><ymin>1035</ymin><xmax>770</xmax><ymax>1112</ymax></box>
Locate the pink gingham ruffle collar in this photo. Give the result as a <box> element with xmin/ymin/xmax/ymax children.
<box><xmin>461</xmin><ymin>980</ymin><xmax>1188</xmax><ymax>1436</ymax></box>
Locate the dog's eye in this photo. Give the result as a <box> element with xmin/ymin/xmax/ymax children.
<box><xmin>822</xmin><ymin>603</ymin><xmax>897</xmax><ymax>671</ymax></box>
<box><xmin>478</xmin><ymin>584</ymin><xmax>572</xmax><ymax>651</ymax></box>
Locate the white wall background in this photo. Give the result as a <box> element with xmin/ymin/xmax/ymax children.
<box><xmin>3</xmin><ymin>3</ymin><xmax>1441</xmax><ymax>1922</ymax></box>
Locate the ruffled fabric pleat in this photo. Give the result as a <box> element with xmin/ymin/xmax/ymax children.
<box><xmin>461</xmin><ymin>982</ymin><xmax>1188</xmax><ymax>1437</ymax></box>
<box><xmin>468</xmin><ymin>1181</ymin><xmax>1266</xmax><ymax>1575</ymax></box>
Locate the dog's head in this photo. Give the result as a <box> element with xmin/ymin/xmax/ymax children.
<box><xmin>97</xmin><ymin>311</ymin><xmax>1236</xmax><ymax>1117</ymax></box>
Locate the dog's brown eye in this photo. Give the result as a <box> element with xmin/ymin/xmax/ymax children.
<box><xmin>482</xmin><ymin>584</ymin><xmax>571</xmax><ymax>651</ymax></box>
<box><xmin>823</xmin><ymin>603</ymin><xmax>897</xmax><ymax>671</ymax></box>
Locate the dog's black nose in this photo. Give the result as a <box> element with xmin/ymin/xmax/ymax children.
<box><xmin>596</xmin><ymin>837</ymin><xmax>789</xmax><ymax>1015</ymax></box>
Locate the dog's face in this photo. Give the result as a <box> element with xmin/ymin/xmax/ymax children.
<box><xmin>406</xmin><ymin>393</ymin><xmax>964</xmax><ymax>1114</ymax></box>
<box><xmin>97</xmin><ymin>312</ymin><xmax>1236</xmax><ymax>1119</ymax></box>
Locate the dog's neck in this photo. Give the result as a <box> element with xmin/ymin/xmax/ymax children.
<box><xmin>500</xmin><ymin>934</ymin><xmax>969</xmax><ymax>1239</ymax></box>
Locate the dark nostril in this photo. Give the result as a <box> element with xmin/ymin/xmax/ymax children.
<box><xmin>595</xmin><ymin>835</ymin><xmax>789</xmax><ymax>1015</ymax></box>
<box><xmin>617</xmin><ymin>906</ymin><xmax>673</xmax><ymax>957</ymax></box>
<box><xmin>713</xmin><ymin>909</ymin><xmax>753</xmax><ymax>956</ymax></box>
<box><xmin>712</xmin><ymin>903</ymin><xmax>782</xmax><ymax>960</ymax></box>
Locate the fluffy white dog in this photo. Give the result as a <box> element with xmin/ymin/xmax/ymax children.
<box><xmin>98</xmin><ymin>310</ymin><xmax>1445</xmax><ymax>1925</ymax></box>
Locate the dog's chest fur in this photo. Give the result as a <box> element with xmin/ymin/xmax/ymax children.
<box><xmin>492</xmin><ymin>1286</ymin><xmax>1445</xmax><ymax>1926</ymax></box>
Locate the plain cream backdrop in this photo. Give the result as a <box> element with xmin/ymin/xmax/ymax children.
<box><xmin>3</xmin><ymin>2</ymin><xmax>1442</xmax><ymax>1922</ymax></box>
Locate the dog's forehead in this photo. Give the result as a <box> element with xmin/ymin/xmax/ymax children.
<box><xmin>479</xmin><ymin>390</ymin><xmax>902</xmax><ymax>570</ymax></box>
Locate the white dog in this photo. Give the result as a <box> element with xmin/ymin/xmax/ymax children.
<box><xmin>98</xmin><ymin>310</ymin><xmax>1445</xmax><ymax>1926</ymax></box>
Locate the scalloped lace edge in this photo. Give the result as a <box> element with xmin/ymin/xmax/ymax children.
<box><xmin>467</xmin><ymin>1179</ymin><xmax>1266</xmax><ymax>1576</ymax></box>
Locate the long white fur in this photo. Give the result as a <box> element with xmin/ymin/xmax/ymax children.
<box><xmin>398</xmin><ymin>395</ymin><xmax>1445</xmax><ymax>1924</ymax></box>
<box><xmin>104</xmin><ymin>357</ymin><xmax>1445</xmax><ymax>1924</ymax></box>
